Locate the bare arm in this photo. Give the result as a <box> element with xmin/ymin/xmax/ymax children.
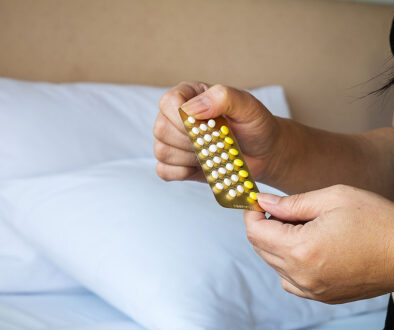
<box><xmin>263</xmin><ymin>117</ymin><xmax>394</xmax><ymax>199</ymax></box>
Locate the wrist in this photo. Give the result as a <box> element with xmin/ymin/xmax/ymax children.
<box><xmin>256</xmin><ymin>117</ymin><xmax>304</xmax><ymax>191</ymax></box>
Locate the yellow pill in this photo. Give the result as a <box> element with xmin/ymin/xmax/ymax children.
<box><xmin>244</xmin><ymin>181</ymin><xmax>253</xmax><ymax>190</ymax></box>
<box><xmin>238</xmin><ymin>170</ymin><xmax>248</xmax><ymax>182</ymax></box>
<box><xmin>229</xmin><ymin>148</ymin><xmax>239</xmax><ymax>158</ymax></box>
<box><xmin>249</xmin><ymin>192</ymin><xmax>257</xmax><ymax>201</ymax></box>
<box><xmin>225</xmin><ymin>136</ymin><xmax>233</xmax><ymax>144</ymax></box>
<box><xmin>220</xmin><ymin>125</ymin><xmax>229</xmax><ymax>136</ymax></box>
<box><xmin>233</xmin><ymin>159</ymin><xmax>243</xmax><ymax>169</ymax></box>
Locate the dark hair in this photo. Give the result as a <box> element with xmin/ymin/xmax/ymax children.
<box><xmin>372</xmin><ymin>17</ymin><xmax>394</xmax><ymax>96</ymax></box>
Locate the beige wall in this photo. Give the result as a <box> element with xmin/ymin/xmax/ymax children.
<box><xmin>0</xmin><ymin>0</ymin><xmax>393</xmax><ymax>133</ymax></box>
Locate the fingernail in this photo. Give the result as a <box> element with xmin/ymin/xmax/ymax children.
<box><xmin>258</xmin><ymin>193</ymin><xmax>281</xmax><ymax>205</ymax></box>
<box><xmin>181</xmin><ymin>95</ymin><xmax>211</xmax><ymax>116</ymax></box>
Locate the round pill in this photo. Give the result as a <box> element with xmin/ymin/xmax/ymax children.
<box><xmin>244</xmin><ymin>181</ymin><xmax>253</xmax><ymax>190</ymax></box>
<box><xmin>206</xmin><ymin>160</ymin><xmax>214</xmax><ymax>168</ymax></box>
<box><xmin>217</xmin><ymin>142</ymin><xmax>225</xmax><ymax>150</ymax></box>
<box><xmin>237</xmin><ymin>185</ymin><xmax>244</xmax><ymax>194</ymax></box>
<box><xmin>208</xmin><ymin>144</ymin><xmax>218</xmax><ymax>153</ymax></box>
<box><xmin>200</xmin><ymin>149</ymin><xmax>209</xmax><ymax>157</ymax></box>
<box><xmin>224</xmin><ymin>137</ymin><xmax>234</xmax><ymax>145</ymax></box>
<box><xmin>213</xmin><ymin>156</ymin><xmax>221</xmax><ymax>165</ymax></box>
<box><xmin>204</xmin><ymin>134</ymin><xmax>212</xmax><ymax>143</ymax></box>
<box><xmin>234</xmin><ymin>159</ymin><xmax>243</xmax><ymax>167</ymax></box>
<box><xmin>191</xmin><ymin>127</ymin><xmax>199</xmax><ymax>135</ymax></box>
<box><xmin>249</xmin><ymin>192</ymin><xmax>257</xmax><ymax>201</ymax></box>
<box><xmin>239</xmin><ymin>170</ymin><xmax>248</xmax><ymax>178</ymax></box>
<box><xmin>215</xmin><ymin>182</ymin><xmax>224</xmax><ymax>191</ymax></box>
<box><xmin>218</xmin><ymin>167</ymin><xmax>226</xmax><ymax>176</ymax></box>
<box><xmin>229</xmin><ymin>148</ymin><xmax>239</xmax><ymax>157</ymax></box>
<box><xmin>211</xmin><ymin>170</ymin><xmax>219</xmax><ymax>179</ymax></box>
<box><xmin>231</xmin><ymin>174</ymin><xmax>239</xmax><ymax>183</ymax></box>
<box><xmin>187</xmin><ymin>116</ymin><xmax>195</xmax><ymax>124</ymax></box>
<box><xmin>200</xmin><ymin>123</ymin><xmax>208</xmax><ymax>132</ymax></box>
<box><xmin>220</xmin><ymin>125</ymin><xmax>229</xmax><ymax>136</ymax></box>
<box><xmin>221</xmin><ymin>152</ymin><xmax>229</xmax><ymax>161</ymax></box>
<box><xmin>224</xmin><ymin>178</ymin><xmax>231</xmax><ymax>187</ymax></box>
<box><xmin>208</xmin><ymin>119</ymin><xmax>216</xmax><ymax>128</ymax></box>
<box><xmin>212</xmin><ymin>131</ymin><xmax>220</xmax><ymax>138</ymax></box>
<box><xmin>196</xmin><ymin>137</ymin><xmax>204</xmax><ymax>146</ymax></box>
<box><xmin>226</xmin><ymin>163</ymin><xmax>234</xmax><ymax>171</ymax></box>
<box><xmin>227</xmin><ymin>189</ymin><xmax>236</xmax><ymax>199</ymax></box>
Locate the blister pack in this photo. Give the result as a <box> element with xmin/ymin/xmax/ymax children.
<box><xmin>179</xmin><ymin>108</ymin><xmax>263</xmax><ymax>212</ymax></box>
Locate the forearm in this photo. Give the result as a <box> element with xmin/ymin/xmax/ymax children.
<box><xmin>261</xmin><ymin>118</ymin><xmax>394</xmax><ymax>199</ymax></box>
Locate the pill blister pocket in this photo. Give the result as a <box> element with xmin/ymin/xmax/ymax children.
<box><xmin>179</xmin><ymin>108</ymin><xmax>264</xmax><ymax>212</ymax></box>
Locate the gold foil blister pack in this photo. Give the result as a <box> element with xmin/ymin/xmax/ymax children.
<box><xmin>179</xmin><ymin>109</ymin><xmax>263</xmax><ymax>212</ymax></box>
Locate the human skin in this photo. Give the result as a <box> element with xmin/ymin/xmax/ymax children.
<box><xmin>154</xmin><ymin>81</ymin><xmax>394</xmax><ymax>199</ymax></box>
<box><xmin>244</xmin><ymin>185</ymin><xmax>394</xmax><ymax>304</ymax></box>
<box><xmin>153</xmin><ymin>81</ymin><xmax>394</xmax><ymax>304</ymax></box>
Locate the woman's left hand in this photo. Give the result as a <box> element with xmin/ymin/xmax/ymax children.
<box><xmin>244</xmin><ymin>184</ymin><xmax>394</xmax><ymax>304</ymax></box>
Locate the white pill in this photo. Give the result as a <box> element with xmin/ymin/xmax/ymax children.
<box><xmin>213</xmin><ymin>156</ymin><xmax>221</xmax><ymax>165</ymax></box>
<box><xmin>226</xmin><ymin>163</ymin><xmax>234</xmax><ymax>171</ymax></box>
<box><xmin>200</xmin><ymin>123</ymin><xmax>208</xmax><ymax>132</ymax></box>
<box><xmin>221</xmin><ymin>152</ymin><xmax>229</xmax><ymax>161</ymax></box>
<box><xmin>218</xmin><ymin>167</ymin><xmax>226</xmax><ymax>175</ymax></box>
<box><xmin>215</xmin><ymin>182</ymin><xmax>224</xmax><ymax>191</ymax></box>
<box><xmin>187</xmin><ymin>116</ymin><xmax>195</xmax><ymax>124</ymax></box>
<box><xmin>212</xmin><ymin>131</ymin><xmax>220</xmax><ymax>138</ymax></box>
<box><xmin>231</xmin><ymin>174</ymin><xmax>239</xmax><ymax>183</ymax></box>
<box><xmin>208</xmin><ymin>119</ymin><xmax>216</xmax><ymax>128</ymax></box>
<box><xmin>217</xmin><ymin>142</ymin><xmax>224</xmax><ymax>149</ymax></box>
<box><xmin>191</xmin><ymin>127</ymin><xmax>199</xmax><ymax>135</ymax></box>
<box><xmin>204</xmin><ymin>134</ymin><xmax>212</xmax><ymax>143</ymax></box>
<box><xmin>228</xmin><ymin>189</ymin><xmax>236</xmax><ymax>198</ymax></box>
<box><xmin>206</xmin><ymin>160</ymin><xmax>214</xmax><ymax>168</ymax></box>
<box><xmin>237</xmin><ymin>185</ymin><xmax>244</xmax><ymax>193</ymax></box>
<box><xmin>208</xmin><ymin>144</ymin><xmax>218</xmax><ymax>153</ymax></box>
<box><xmin>201</xmin><ymin>149</ymin><xmax>209</xmax><ymax>157</ymax></box>
<box><xmin>196</xmin><ymin>138</ymin><xmax>204</xmax><ymax>146</ymax></box>
<box><xmin>211</xmin><ymin>170</ymin><xmax>219</xmax><ymax>179</ymax></box>
<box><xmin>224</xmin><ymin>178</ymin><xmax>231</xmax><ymax>186</ymax></box>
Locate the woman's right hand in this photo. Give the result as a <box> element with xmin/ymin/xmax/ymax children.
<box><xmin>153</xmin><ymin>81</ymin><xmax>286</xmax><ymax>183</ymax></box>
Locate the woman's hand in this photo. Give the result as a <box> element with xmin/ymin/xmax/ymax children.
<box><xmin>244</xmin><ymin>184</ymin><xmax>394</xmax><ymax>304</ymax></box>
<box><xmin>153</xmin><ymin>81</ymin><xmax>282</xmax><ymax>182</ymax></box>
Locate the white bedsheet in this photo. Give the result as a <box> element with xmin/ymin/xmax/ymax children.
<box><xmin>0</xmin><ymin>292</ymin><xmax>387</xmax><ymax>330</ymax></box>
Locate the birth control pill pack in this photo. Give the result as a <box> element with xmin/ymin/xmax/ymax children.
<box><xmin>179</xmin><ymin>109</ymin><xmax>263</xmax><ymax>212</ymax></box>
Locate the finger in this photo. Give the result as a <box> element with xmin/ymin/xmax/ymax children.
<box><xmin>159</xmin><ymin>81</ymin><xmax>210</xmax><ymax>133</ymax></box>
<box><xmin>280</xmin><ymin>278</ymin><xmax>308</xmax><ymax>299</ymax></box>
<box><xmin>244</xmin><ymin>210</ymin><xmax>295</xmax><ymax>255</ymax></box>
<box><xmin>257</xmin><ymin>188</ymin><xmax>339</xmax><ymax>222</ymax></box>
<box><xmin>156</xmin><ymin>161</ymin><xmax>199</xmax><ymax>182</ymax></box>
<box><xmin>153</xmin><ymin>113</ymin><xmax>193</xmax><ymax>151</ymax></box>
<box><xmin>154</xmin><ymin>140</ymin><xmax>198</xmax><ymax>167</ymax></box>
<box><xmin>181</xmin><ymin>84</ymin><xmax>271</xmax><ymax>125</ymax></box>
<box><xmin>252</xmin><ymin>244</ymin><xmax>286</xmax><ymax>269</ymax></box>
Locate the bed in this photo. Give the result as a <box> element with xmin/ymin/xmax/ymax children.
<box><xmin>0</xmin><ymin>1</ymin><xmax>392</xmax><ymax>329</ymax></box>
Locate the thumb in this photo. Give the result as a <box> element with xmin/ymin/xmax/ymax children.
<box><xmin>180</xmin><ymin>84</ymin><xmax>270</xmax><ymax>124</ymax></box>
<box><xmin>257</xmin><ymin>188</ymin><xmax>337</xmax><ymax>221</ymax></box>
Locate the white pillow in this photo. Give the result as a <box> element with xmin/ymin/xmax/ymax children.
<box><xmin>0</xmin><ymin>78</ymin><xmax>290</xmax><ymax>180</ymax></box>
<box><xmin>0</xmin><ymin>159</ymin><xmax>386</xmax><ymax>330</ymax></box>
<box><xmin>0</xmin><ymin>78</ymin><xmax>291</xmax><ymax>293</ymax></box>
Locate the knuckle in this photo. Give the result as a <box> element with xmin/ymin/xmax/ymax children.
<box><xmin>155</xmin><ymin>162</ymin><xmax>171</xmax><ymax>182</ymax></box>
<box><xmin>246</xmin><ymin>229</ymin><xmax>257</xmax><ymax>246</ymax></box>
<box><xmin>153</xmin><ymin>141</ymin><xmax>170</xmax><ymax>162</ymax></box>
<box><xmin>289</xmin><ymin>244</ymin><xmax>313</xmax><ymax>263</ymax></box>
<box><xmin>331</xmin><ymin>184</ymin><xmax>348</xmax><ymax>194</ymax></box>
<box><xmin>280</xmin><ymin>279</ymin><xmax>291</xmax><ymax>293</ymax></box>
<box><xmin>153</xmin><ymin>117</ymin><xmax>167</xmax><ymax>139</ymax></box>
<box><xmin>211</xmin><ymin>84</ymin><xmax>230</xmax><ymax>101</ymax></box>
<box><xmin>158</xmin><ymin>92</ymin><xmax>171</xmax><ymax>110</ymax></box>
<box><xmin>286</xmin><ymin>193</ymin><xmax>305</xmax><ymax>213</ymax></box>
